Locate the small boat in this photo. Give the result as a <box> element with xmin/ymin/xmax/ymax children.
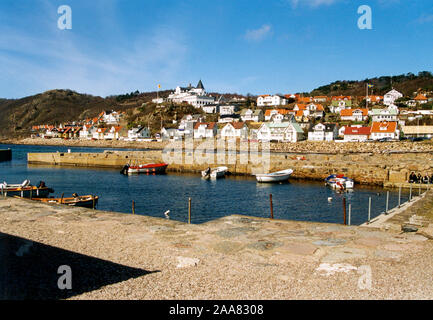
<box><xmin>255</xmin><ymin>169</ymin><xmax>293</xmax><ymax>183</ymax></box>
<box><xmin>0</xmin><ymin>180</ymin><xmax>54</xmax><ymax>198</ymax></box>
<box><xmin>201</xmin><ymin>166</ymin><xmax>228</xmax><ymax>179</ymax></box>
<box><xmin>325</xmin><ymin>174</ymin><xmax>354</xmax><ymax>190</ymax></box>
<box><xmin>31</xmin><ymin>194</ymin><xmax>99</xmax><ymax>208</ymax></box>
<box><xmin>120</xmin><ymin>163</ymin><xmax>168</xmax><ymax>175</ymax></box>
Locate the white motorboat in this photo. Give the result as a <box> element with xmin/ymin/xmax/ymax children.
<box><xmin>201</xmin><ymin>166</ymin><xmax>228</xmax><ymax>179</ymax></box>
<box><xmin>255</xmin><ymin>169</ymin><xmax>293</xmax><ymax>183</ymax></box>
<box><xmin>325</xmin><ymin>174</ymin><xmax>354</xmax><ymax>190</ymax></box>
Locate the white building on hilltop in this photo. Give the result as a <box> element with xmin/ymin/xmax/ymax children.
<box><xmin>167</xmin><ymin>80</ymin><xmax>215</xmax><ymax>108</ymax></box>
<box><xmin>384</xmin><ymin>89</ymin><xmax>403</xmax><ymax>106</ymax></box>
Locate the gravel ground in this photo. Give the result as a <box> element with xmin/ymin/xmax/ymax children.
<box><xmin>1</xmin><ymin>196</ymin><xmax>433</xmax><ymax>300</ymax></box>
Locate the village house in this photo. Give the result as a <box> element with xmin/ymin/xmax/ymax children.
<box><xmin>104</xmin><ymin>126</ymin><xmax>123</xmax><ymax>140</ymax></box>
<box><xmin>193</xmin><ymin>122</ymin><xmax>217</xmax><ymax>139</ymax></box>
<box><xmin>343</xmin><ymin>126</ymin><xmax>371</xmax><ymax>142</ymax></box>
<box><xmin>201</xmin><ymin>104</ymin><xmax>219</xmax><ymax>114</ymax></box>
<box><xmin>384</xmin><ymin>89</ymin><xmax>403</xmax><ymax>106</ymax></box>
<box><xmin>330</xmin><ymin>96</ymin><xmax>352</xmax><ymax>113</ymax></box>
<box><xmin>219</xmin><ymin>104</ymin><xmax>239</xmax><ymax>115</ymax></box>
<box><xmin>161</xmin><ymin>128</ymin><xmax>180</xmax><ymax>140</ymax></box>
<box><xmin>257</xmin><ymin>115</ymin><xmax>304</xmax><ymax>142</ymax></box>
<box><xmin>366</xmin><ymin>95</ymin><xmax>383</xmax><ymax>105</ymax></box>
<box><xmin>167</xmin><ymin>80</ymin><xmax>215</xmax><ymax>108</ymax></box>
<box><xmin>313</xmin><ymin>96</ymin><xmax>329</xmax><ymax>103</ymax></box>
<box><xmin>79</xmin><ymin>125</ymin><xmax>95</xmax><ymax>139</ymax></box>
<box><xmin>402</xmin><ymin>125</ymin><xmax>433</xmax><ymax>138</ymax></box>
<box><xmin>257</xmin><ymin>95</ymin><xmax>287</xmax><ymax>107</ymax></box>
<box><xmin>414</xmin><ymin>93</ymin><xmax>428</xmax><ymax>104</ymax></box>
<box><xmin>371</xmin><ymin>108</ymin><xmax>398</xmax><ymax>122</ymax></box>
<box><xmin>101</xmin><ymin>110</ymin><xmax>123</xmax><ymax>125</ymax></box>
<box><xmin>340</xmin><ymin>108</ymin><xmax>369</xmax><ymax>122</ymax></box>
<box><xmin>240</xmin><ymin>109</ymin><xmax>264</xmax><ymax>122</ymax></box>
<box><xmin>178</xmin><ymin>114</ymin><xmax>205</xmax><ymax>137</ymax></box>
<box><xmin>307</xmin><ymin>123</ymin><xmax>338</xmax><ymax>141</ymax></box>
<box><xmin>93</xmin><ymin>128</ymin><xmax>107</xmax><ymax>140</ymax></box>
<box><xmin>220</xmin><ymin>122</ymin><xmax>249</xmax><ymax>140</ymax></box>
<box><xmin>264</xmin><ymin>109</ymin><xmax>290</xmax><ymax>121</ymax></box>
<box><xmin>127</xmin><ymin>126</ymin><xmax>151</xmax><ymax>140</ymax></box>
<box><xmin>370</xmin><ymin>121</ymin><xmax>399</xmax><ymax>140</ymax></box>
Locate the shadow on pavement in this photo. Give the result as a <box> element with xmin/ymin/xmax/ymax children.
<box><xmin>0</xmin><ymin>232</ymin><xmax>158</xmax><ymax>299</ymax></box>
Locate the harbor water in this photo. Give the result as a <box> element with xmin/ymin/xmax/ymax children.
<box><xmin>0</xmin><ymin>144</ymin><xmax>410</xmax><ymax>225</ymax></box>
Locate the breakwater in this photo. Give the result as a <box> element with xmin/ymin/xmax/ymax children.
<box><xmin>0</xmin><ymin>149</ymin><xmax>11</xmax><ymax>162</ymax></box>
<box><xmin>27</xmin><ymin>148</ymin><xmax>433</xmax><ymax>186</ymax></box>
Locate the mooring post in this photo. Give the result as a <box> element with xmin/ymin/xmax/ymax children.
<box><xmin>30</xmin><ymin>189</ymin><xmax>32</xmax><ymax>200</ymax></box>
<box><xmin>409</xmin><ymin>185</ymin><xmax>412</xmax><ymax>202</ymax></box>
<box><xmin>188</xmin><ymin>197</ymin><xmax>192</xmax><ymax>224</ymax></box>
<box><xmin>343</xmin><ymin>197</ymin><xmax>347</xmax><ymax>225</ymax></box>
<box><xmin>348</xmin><ymin>203</ymin><xmax>351</xmax><ymax>226</ymax></box>
<box><xmin>132</xmin><ymin>200</ymin><xmax>135</xmax><ymax>214</ymax></box>
<box><xmin>398</xmin><ymin>186</ymin><xmax>401</xmax><ymax>208</ymax></box>
<box><xmin>270</xmin><ymin>194</ymin><xmax>274</xmax><ymax>219</ymax></box>
<box><xmin>60</xmin><ymin>193</ymin><xmax>64</xmax><ymax>204</ymax></box>
<box><xmin>419</xmin><ymin>183</ymin><xmax>421</xmax><ymax>196</ymax></box>
<box><xmin>92</xmin><ymin>195</ymin><xmax>95</xmax><ymax>210</ymax></box>
<box><xmin>385</xmin><ymin>191</ymin><xmax>389</xmax><ymax>214</ymax></box>
<box><xmin>368</xmin><ymin>197</ymin><xmax>371</xmax><ymax>223</ymax></box>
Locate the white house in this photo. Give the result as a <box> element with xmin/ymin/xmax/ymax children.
<box><xmin>220</xmin><ymin>122</ymin><xmax>249</xmax><ymax>139</ymax></box>
<box><xmin>308</xmin><ymin>123</ymin><xmax>338</xmax><ymax>141</ymax></box>
<box><xmin>104</xmin><ymin>126</ymin><xmax>123</xmax><ymax>140</ymax></box>
<box><xmin>240</xmin><ymin>109</ymin><xmax>264</xmax><ymax>122</ymax></box>
<box><xmin>343</xmin><ymin>126</ymin><xmax>371</xmax><ymax>142</ymax></box>
<box><xmin>102</xmin><ymin>111</ymin><xmax>123</xmax><ymax>125</ymax></box>
<box><xmin>257</xmin><ymin>116</ymin><xmax>304</xmax><ymax>142</ymax></box>
<box><xmin>257</xmin><ymin>95</ymin><xmax>287</xmax><ymax>107</ymax></box>
<box><xmin>128</xmin><ymin>127</ymin><xmax>150</xmax><ymax>140</ymax></box>
<box><xmin>384</xmin><ymin>89</ymin><xmax>403</xmax><ymax>106</ymax></box>
<box><xmin>371</xmin><ymin>108</ymin><xmax>398</xmax><ymax>122</ymax></box>
<box><xmin>370</xmin><ymin>121</ymin><xmax>399</xmax><ymax>140</ymax></box>
<box><xmin>340</xmin><ymin>108</ymin><xmax>369</xmax><ymax>122</ymax></box>
<box><xmin>79</xmin><ymin>125</ymin><xmax>95</xmax><ymax>139</ymax></box>
<box><xmin>193</xmin><ymin>122</ymin><xmax>217</xmax><ymax>139</ymax></box>
<box><xmin>167</xmin><ymin>80</ymin><xmax>215</xmax><ymax>108</ymax></box>
<box><xmin>219</xmin><ymin>105</ymin><xmax>239</xmax><ymax>116</ymax></box>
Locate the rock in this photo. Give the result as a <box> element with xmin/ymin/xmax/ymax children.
<box><xmin>176</xmin><ymin>256</ymin><xmax>200</xmax><ymax>268</ymax></box>
<box><xmin>401</xmin><ymin>224</ymin><xmax>418</xmax><ymax>233</ymax></box>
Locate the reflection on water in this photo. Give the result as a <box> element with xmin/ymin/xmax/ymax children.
<box><xmin>0</xmin><ymin>144</ymin><xmax>409</xmax><ymax>225</ymax></box>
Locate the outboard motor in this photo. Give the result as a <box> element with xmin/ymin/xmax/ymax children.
<box><xmin>120</xmin><ymin>164</ymin><xmax>130</xmax><ymax>175</ymax></box>
<box><xmin>38</xmin><ymin>181</ymin><xmax>46</xmax><ymax>188</ymax></box>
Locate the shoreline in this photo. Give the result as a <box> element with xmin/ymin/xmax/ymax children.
<box><xmin>2</xmin><ymin>137</ymin><xmax>433</xmax><ymax>155</ymax></box>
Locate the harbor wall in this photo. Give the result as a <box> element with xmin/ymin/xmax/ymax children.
<box><xmin>27</xmin><ymin>149</ymin><xmax>433</xmax><ymax>186</ymax></box>
<box><xmin>0</xmin><ymin>149</ymin><xmax>12</xmax><ymax>162</ymax></box>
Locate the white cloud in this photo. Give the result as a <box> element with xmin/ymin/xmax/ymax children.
<box><xmin>244</xmin><ymin>24</ymin><xmax>272</xmax><ymax>42</ymax></box>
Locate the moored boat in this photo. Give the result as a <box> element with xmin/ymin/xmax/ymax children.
<box><xmin>120</xmin><ymin>163</ymin><xmax>168</xmax><ymax>175</ymax></box>
<box><xmin>201</xmin><ymin>166</ymin><xmax>229</xmax><ymax>179</ymax></box>
<box><xmin>255</xmin><ymin>169</ymin><xmax>293</xmax><ymax>183</ymax></box>
<box><xmin>31</xmin><ymin>194</ymin><xmax>99</xmax><ymax>208</ymax></box>
<box><xmin>325</xmin><ymin>174</ymin><xmax>354</xmax><ymax>190</ymax></box>
<box><xmin>0</xmin><ymin>180</ymin><xmax>54</xmax><ymax>198</ymax></box>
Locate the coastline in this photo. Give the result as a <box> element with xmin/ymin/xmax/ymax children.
<box><xmin>2</xmin><ymin>137</ymin><xmax>433</xmax><ymax>155</ymax></box>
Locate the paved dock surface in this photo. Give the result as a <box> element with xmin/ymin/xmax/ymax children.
<box><xmin>1</xmin><ymin>195</ymin><xmax>433</xmax><ymax>299</ymax></box>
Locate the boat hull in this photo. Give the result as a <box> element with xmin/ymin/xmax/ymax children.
<box><xmin>1</xmin><ymin>186</ymin><xmax>53</xmax><ymax>198</ymax></box>
<box><xmin>127</xmin><ymin>163</ymin><xmax>168</xmax><ymax>175</ymax></box>
<box><xmin>202</xmin><ymin>167</ymin><xmax>228</xmax><ymax>179</ymax></box>
<box><xmin>255</xmin><ymin>169</ymin><xmax>293</xmax><ymax>183</ymax></box>
<box><xmin>32</xmin><ymin>195</ymin><xmax>99</xmax><ymax>208</ymax></box>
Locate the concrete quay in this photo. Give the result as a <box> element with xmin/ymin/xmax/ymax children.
<box><xmin>0</xmin><ymin>149</ymin><xmax>11</xmax><ymax>162</ymax></box>
<box><xmin>1</xmin><ymin>194</ymin><xmax>433</xmax><ymax>299</ymax></box>
<box><xmin>27</xmin><ymin>148</ymin><xmax>433</xmax><ymax>186</ymax></box>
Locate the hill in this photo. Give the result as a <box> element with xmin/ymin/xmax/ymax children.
<box><xmin>310</xmin><ymin>71</ymin><xmax>433</xmax><ymax>97</ymax></box>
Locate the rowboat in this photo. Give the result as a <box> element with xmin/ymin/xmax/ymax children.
<box><xmin>120</xmin><ymin>163</ymin><xmax>168</xmax><ymax>175</ymax></box>
<box><xmin>325</xmin><ymin>174</ymin><xmax>354</xmax><ymax>190</ymax></box>
<box><xmin>0</xmin><ymin>180</ymin><xmax>54</xmax><ymax>198</ymax></box>
<box><xmin>31</xmin><ymin>194</ymin><xmax>99</xmax><ymax>208</ymax></box>
<box><xmin>201</xmin><ymin>166</ymin><xmax>228</xmax><ymax>179</ymax></box>
<box><xmin>255</xmin><ymin>169</ymin><xmax>293</xmax><ymax>183</ymax></box>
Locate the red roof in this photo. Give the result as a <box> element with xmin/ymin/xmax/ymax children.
<box><xmin>340</xmin><ymin>108</ymin><xmax>368</xmax><ymax>117</ymax></box>
<box><xmin>371</xmin><ymin>121</ymin><xmax>397</xmax><ymax>133</ymax></box>
<box><xmin>344</xmin><ymin>126</ymin><xmax>371</xmax><ymax>135</ymax></box>
<box><xmin>264</xmin><ymin>109</ymin><xmax>290</xmax><ymax>116</ymax></box>
<box><xmin>194</xmin><ymin>122</ymin><xmax>216</xmax><ymax>130</ymax></box>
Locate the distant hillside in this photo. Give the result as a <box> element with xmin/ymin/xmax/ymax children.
<box><xmin>310</xmin><ymin>71</ymin><xmax>433</xmax><ymax>97</ymax></box>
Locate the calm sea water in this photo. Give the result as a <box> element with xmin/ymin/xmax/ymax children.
<box><xmin>0</xmin><ymin>144</ymin><xmax>410</xmax><ymax>225</ymax></box>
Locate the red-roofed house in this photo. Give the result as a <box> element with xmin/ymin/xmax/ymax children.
<box><xmin>340</xmin><ymin>108</ymin><xmax>369</xmax><ymax>122</ymax></box>
<box><xmin>414</xmin><ymin>93</ymin><xmax>428</xmax><ymax>104</ymax></box>
<box><xmin>193</xmin><ymin>122</ymin><xmax>217</xmax><ymax>139</ymax></box>
<box><xmin>370</xmin><ymin>121</ymin><xmax>399</xmax><ymax>140</ymax></box>
<box><xmin>343</xmin><ymin>126</ymin><xmax>371</xmax><ymax>142</ymax></box>
<box><xmin>264</xmin><ymin>109</ymin><xmax>290</xmax><ymax>121</ymax></box>
<box><xmin>220</xmin><ymin>122</ymin><xmax>249</xmax><ymax>139</ymax></box>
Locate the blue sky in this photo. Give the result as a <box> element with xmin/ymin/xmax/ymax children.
<box><xmin>0</xmin><ymin>0</ymin><xmax>432</xmax><ymax>98</ymax></box>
